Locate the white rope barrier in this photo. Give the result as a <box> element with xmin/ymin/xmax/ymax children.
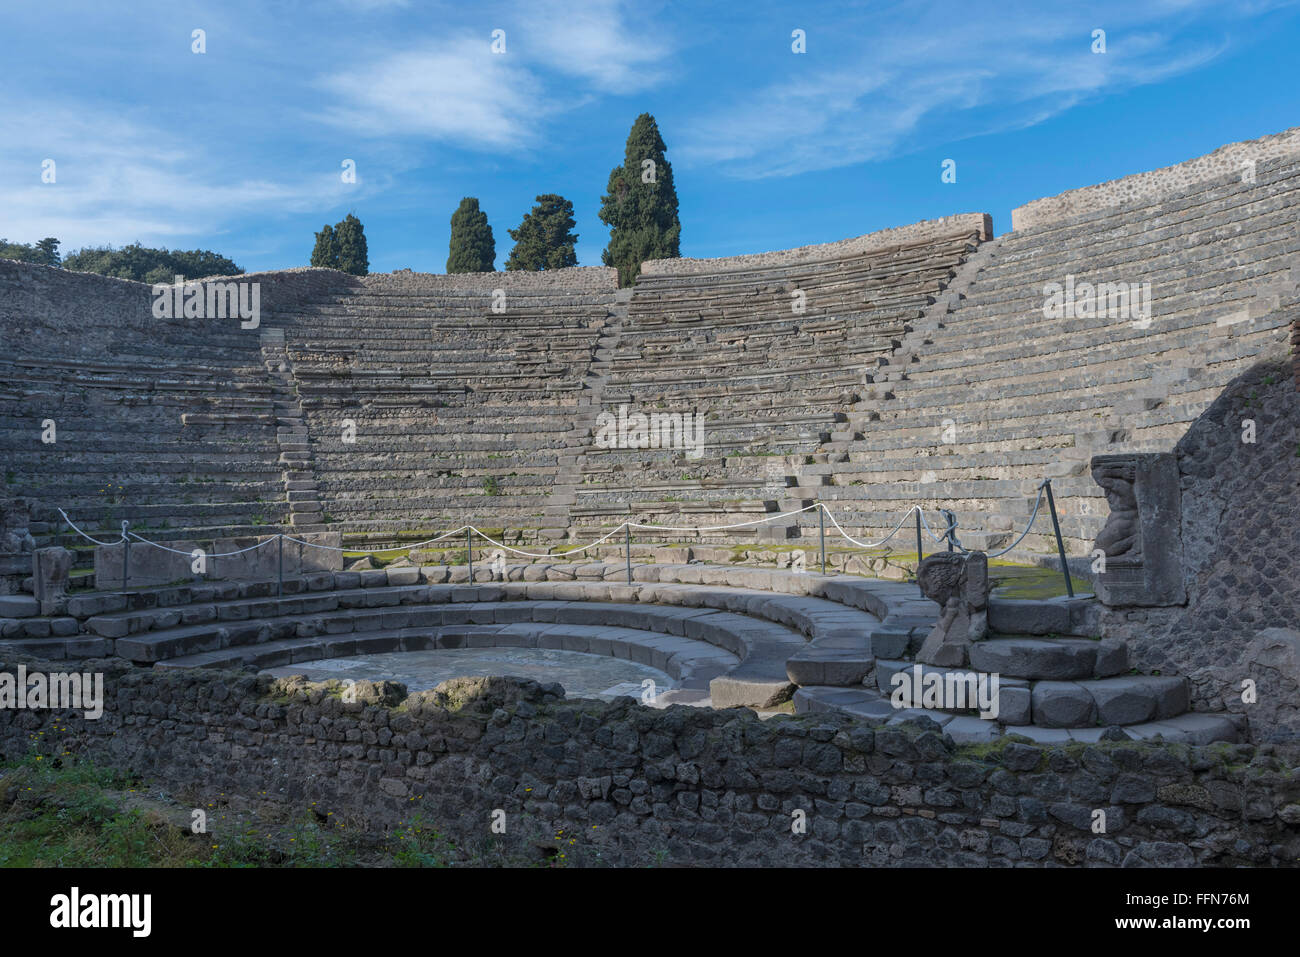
<box><xmin>468</xmin><ymin>523</ymin><xmax>628</xmax><ymax>559</ymax></box>
<box><xmin>279</xmin><ymin>526</ymin><xmax>472</xmax><ymax>552</ymax></box>
<box><xmin>980</xmin><ymin>481</ymin><xmax>1048</xmax><ymax>559</ymax></box>
<box><xmin>126</xmin><ymin>531</ymin><xmax>270</xmax><ymax>558</ymax></box>
<box><xmin>56</xmin><ymin>509</ymin><xmax>125</xmax><ymax>547</ymax></box>
<box><xmin>818</xmin><ymin>503</ymin><xmax>919</xmax><ymax>550</ymax></box>
<box><xmin>627</xmin><ymin>503</ymin><xmax>823</xmax><ymax>533</ymax></box>
<box><xmin>52</xmin><ymin>483</ymin><xmax>1058</xmax><ymax>567</ymax></box>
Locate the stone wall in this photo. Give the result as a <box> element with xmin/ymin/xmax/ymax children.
<box><xmin>1101</xmin><ymin>354</ymin><xmax>1300</xmax><ymax>742</ymax></box>
<box><xmin>1293</xmin><ymin>313</ymin><xmax>1300</xmax><ymax>391</ymax></box>
<box><xmin>360</xmin><ymin>266</ymin><xmax>617</xmax><ymax>294</ymax></box>
<box><xmin>1</xmin><ymin>660</ymin><xmax>1296</xmax><ymax>867</ymax></box>
<box><xmin>1011</xmin><ymin>126</ymin><xmax>1300</xmax><ymax>230</ymax></box>
<box><xmin>639</xmin><ymin>213</ymin><xmax>992</xmax><ymax>277</ymax></box>
<box><xmin>0</xmin><ymin>497</ymin><xmax>34</xmax><ymax>595</ymax></box>
<box><xmin>0</xmin><ymin>259</ymin><xmax>360</xmax><ymax>355</ymax></box>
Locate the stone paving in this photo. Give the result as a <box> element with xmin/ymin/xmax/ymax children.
<box><xmin>262</xmin><ymin>645</ymin><xmax>676</xmax><ymax>701</ymax></box>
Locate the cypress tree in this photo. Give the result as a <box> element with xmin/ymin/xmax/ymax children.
<box><xmin>505</xmin><ymin>194</ymin><xmax>579</xmax><ymax>271</ymax></box>
<box><xmin>446</xmin><ymin>198</ymin><xmax>496</xmax><ymax>273</ymax></box>
<box><xmin>34</xmin><ymin>237</ymin><xmax>61</xmax><ymax>267</ymax></box>
<box><xmin>310</xmin><ymin>224</ymin><xmax>340</xmax><ymax>269</ymax></box>
<box><xmin>599</xmin><ymin>113</ymin><xmax>681</xmax><ymax>287</ymax></box>
<box><xmin>335</xmin><ymin>213</ymin><xmax>369</xmax><ymax>276</ymax></box>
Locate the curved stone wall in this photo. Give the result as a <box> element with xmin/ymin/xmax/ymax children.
<box><xmin>639</xmin><ymin>213</ymin><xmax>992</xmax><ymax>276</ymax></box>
<box><xmin>358</xmin><ymin>266</ymin><xmax>617</xmax><ymax>294</ymax></box>
<box><xmin>1011</xmin><ymin>126</ymin><xmax>1300</xmax><ymax>230</ymax></box>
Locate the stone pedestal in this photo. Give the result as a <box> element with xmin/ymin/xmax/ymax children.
<box><xmin>1091</xmin><ymin>453</ymin><xmax>1186</xmax><ymax>607</ymax></box>
<box><xmin>32</xmin><ymin>546</ymin><xmax>73</xmax><ymax>614</ymax></box>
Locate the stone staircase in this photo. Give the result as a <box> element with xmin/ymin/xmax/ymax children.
<box><xmin>794</xmin><ymin>593</ymin><xmax>1242</xmax><ymax>745</ymax></box>
<box><xmin>541</xmin><ymin>288</ymin><xmax>631</xmax><ymax>540</ymax></box>
<box><xmin>260</xmin><ymin>328</ymin><xmax>324</xmax><ymax>529</ymax></box>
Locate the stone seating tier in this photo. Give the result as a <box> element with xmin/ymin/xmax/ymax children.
<box><xmin>630</xmin><ymin>230</ymin><xmax>979</xmax><ymax>288</ymax></box>
<box><xmin>988</xmin><ymin>155</ymin><xmax>1300</xmax><ymax>267</ymax></box>
<box><xmin>0</xmin><ymin>561</ymin><xmax>1237</xmax><ymax>742</ymax></box>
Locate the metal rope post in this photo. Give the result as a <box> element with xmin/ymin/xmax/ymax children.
<box><xmin>819</xmin><ymin>504</ymin><xmax>826</xmax><ymax>574</ymax></box>
<box><xmin>1042</xmin><ymin>479</ymin><xmax>1075</xmax><ymax>598</ymax></box>
<box><xmin>625</xmin><ymin>523</ymin><xmax>632</xmax><ymax>584</ymax></box>
<box><xmin>277</xmin><ymin>533</ymin><xmax>284</xmax><ymax>598</ymax></box>
<box><xmin>466</xmin><ymin>527</ymin><xmax>474</xmax><ymax>582</ymax></box>
<box><xmin>915</xmin><ymin>508</ymin><xmax>923</xmax><ymax>566</ymax></box>
<box><xmin>942</xmin><ymin>509</ymin><xmax>956</xmax><ymax>552</ymax></box>
<box><xmin>120</xmin><ymin>521</ymin><xmax>130</xmax><ymax>592</ymax></box>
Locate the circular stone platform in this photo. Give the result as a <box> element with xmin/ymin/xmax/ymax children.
<box><xmin>261</xmin><ymin>647</ymin><xmax>678</xmax><ymax>701</ymax></box>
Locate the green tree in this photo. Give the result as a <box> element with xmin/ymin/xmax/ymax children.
<box><xmin>310</xmin><ymin>224</ymin><xmax>341</xmax><ymax>269</ymax></box>
<box><xmin>34</xmin><ymin>238</ymin><xmax>61</xmax><ymax>266</ymax></box>
<box><xmin>446</xmin><ymin>197</ymin><xmax>496</xmax><ymax>273</ymax></box>
<box><xmin>599</xmin><ymin>113</ymin><xmax>681</xmax><ymax>286</ymax></box>
<box><xmin>61</xmin><ymin>244</ymin><xmax>242</xmax><ymax>281</ymax></box>
<box><xmin>505</xmin><ymin>194</ymin><xmax>579</xmax><ymax>271</ymax></box>
<box><xmin>0</xmin><ymin>237</ymin><xmax>61</xmax><ymax>266</ymax></box>
<box><xmin>335</xmin><ymin>213</ymin><xmax>369</xmax><ymax>276</ymax></box>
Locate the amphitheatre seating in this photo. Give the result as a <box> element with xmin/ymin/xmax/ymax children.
<box><xmin>810</xmin><ymin>154</ymin><xmax>1300</xmax><ymax>559</ymax></box>
<box><xmin>2</xmin><ymin>135</ymin><xmax>1294</xmax><ymax>751</ymax></box>
<box><xmin>572</xmin><ymin>227</ymin><xmax>986</xmax><ymax>542</ymax></box>
<box><xmin>0</xmin><ymin>317</ymin><xmax>286</xmax><ymax>557</ymax></box>
<box><xmin>267</xmin><ymin>275</ymin><xmax>614</xmax><ymax>546</ymax></box>
<box><xmin>0</xmin><ymin>559</ymin><xmax>1238</xmax><ymax>743</ymax></box>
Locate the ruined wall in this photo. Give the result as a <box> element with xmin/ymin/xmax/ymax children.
<box><xmin>1293</xmin><ymin>313</ymin><xmax>1300</xmax><ymax>391</ymax></box>
<box><xmin>0</xmin><ymin>497</ymin><xmax>34</xmax><ymax>595</ymax></box>
<box><xmin>1</xmin><ymin>661</ymin><xmax>1296</xmax><ymax>867</ymax></box>
<box><xmin>361</xmin><ymin>266</ymin><xmax>617</xmax><ymax>294</ymax></box>
<box><xmin>0</xmin><ymin>259</ymin><xmax>360</xmax><ymax>357</ymax></box>
<box><xmin>639</xmin><ymin>213</ymin><xmax>992</xmax><ymax>277</ymax></box>
<box><xmin>1102</xmin><ymin>355</ymin><xmax>1300</xmax><ymax>742</ymax></box>
<box><xmin>1011</xmin><ymin>126</ymin><xmax>1300</xmax><ymax>230</ymax></box>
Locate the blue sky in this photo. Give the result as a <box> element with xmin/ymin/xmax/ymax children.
<box><xmin>2</xmin><ymin>0</ymin><xmax>1299</xmax><ymax>274</ymax></box>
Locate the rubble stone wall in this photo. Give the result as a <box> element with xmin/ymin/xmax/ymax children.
<box><xmin>1</xmin><ymin>663</ymin><xmax>1296</xmax><ymax>867</ymax></box>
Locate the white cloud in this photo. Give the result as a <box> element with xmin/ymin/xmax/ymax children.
<box><xmin>518</xmin><ymin>0</ymin><xmax>672</xmax><ymax>92</ymax></box>
<box><xmin>678</xmin><ymin>1</ymin><xmax>1262</xmax><ymax>178</ymax></box>
<box><xmin>314</xmin><ymin>34</ymin><xmax>546</xmax><ymax>149</ymax></box>
<box><xmin>312</xmin><ymin>3</ymin><xmax>674</xmax><ymax>146</ymax></box>
<box><xmin>0</xmin><ymin>107</ymin><xmax>355</xmax><ymax>252</ymax></box>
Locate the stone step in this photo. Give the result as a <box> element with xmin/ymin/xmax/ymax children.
<box><xmin>872</xmin><ymin>661</ymin><xmax>1187</xmax><ymax>727</ymax></box>
<box><xmin>792</xmin><ymin>684</ymin><xmax>1236</xmax><ymax>743</ymax></box>
<box><xmin>967</xmin><ymin>636</ymin><xmax>1129</xmax><ymax>679</ymax></box>
<box><xmin>154</xmin><ymin>622</ymin><xmax>741</xmax><ymax>694</ymax></box>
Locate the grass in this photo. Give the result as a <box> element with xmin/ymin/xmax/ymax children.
<box><xmin>0</xmin><ymin>752</ymin><xmax>571</xmax><ymax>868</ymax></box>
<box><xmin>0</xmin><ymin>752</ymin><xmax>375</xmax><ymax>867</ymax></box>
<box><xmin>0</xmin><ymin>755</ymin><xmax>200</xmax><ymax>867</ymax></box>
<box><xmin>988</xmin><ymin>564</ymin><xmax>1077</xmax><ymax>600</ymax></box>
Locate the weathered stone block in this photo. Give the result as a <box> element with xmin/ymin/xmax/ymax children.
<box><xmin>1091</xmin><ymin>453</ymin><xmax>1185</xmax><ymax>607</ymax></box>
